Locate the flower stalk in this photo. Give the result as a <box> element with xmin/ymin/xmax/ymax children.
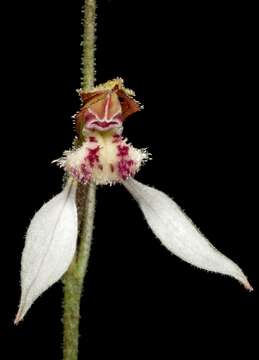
<box><xmin>62</xmin><ymin>182</ymin><xmax>96</xmax><ymax>360</ymax></box>
<box><xmin>62</xmin><ymin>1</ymin><xmax>96</xmax><ymax>359</ymax></box>
<box><xmin>81</xmin><ymin>0</ymin><xmax>96</xmax><ymax>91</ymax></box>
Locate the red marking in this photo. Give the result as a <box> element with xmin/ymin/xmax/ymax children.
<box><xmin>80</xmin><ymin>163</ymin><xmax>91</xmax><ymax>183</ymax></box>
<box><xmin>117</xmin><ymin>144</ymin><xmax>129</xmax><ymax>157</ymax></box>
<box><xmin>91</xmin><ymin>120</ymin><xmax>119</xmax><ymax>129</ymax></box>
<box><xmin>87</xmin><ymin>146</ymin><xmax>100</xmax><ymax>167</ymax></box>
<box><xmin>113</xmin><ymin>114</ymin><xmax>123</xmax><ymax>123</ymax></box>
<box><xmin>84</xmin><ymin>112</ymin><xmax>96</xmax><ymax>123</ymax></box>
<box><xmin>104</xmin><ymin>93</ymin><xmax>111</xmax><ymax>118</ymax></box>
<box><xmin>70</xmin><ymin>165</ymin><xmax>91</xmax><ymax>185</ymax></box>
<box><xmin>112</xmin><ymin>134</ymin><xmax>122</xmax><ymax>143</ymax></box>
<box><xmin>89</xmin><ymin>136</ymin><xmax>97</xmax><ymax>142</ymax></box>
<box><xmin>118</xmin><ymin>159</ymin><xmax>134</xmax><ymax>180</ymax></box>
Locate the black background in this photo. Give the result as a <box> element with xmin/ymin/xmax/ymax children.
<box><xmin>0</xmin><ymin>0</ymin><xmax>258</xmax><ymax>359</ymax></box>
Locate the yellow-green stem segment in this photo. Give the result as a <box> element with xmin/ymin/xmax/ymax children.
<box><xmin>62</xmin><ymin>1</ymin><xmax>96</xmax><ymax>359</ymax></box>
<box><xmin>81</xmin><ymin>0</ymin><xmax>96</xmax><ymax>91</ymax></box>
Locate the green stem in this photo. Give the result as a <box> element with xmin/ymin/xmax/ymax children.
<box><xmin>62</xmin><ymin>1</ymin><xmax>96</xmax><ymax>359</ymax></box>
<box><xmin>62</xmin><ymin>183</ymin><xmax>96</xmax><ymax>360</ymax></box>
<box><xmin>81</xmin><ymin>0</ymin><xmax>96</xmax><ymax>91</ymax></box>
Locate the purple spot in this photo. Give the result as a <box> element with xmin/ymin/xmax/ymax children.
<box><xmin>112</xmin><ymin>134</ymin><xmax>122</xmax><ymax>143</ymax></box>
<box><xmin>87</xmin><ymin>146</ymin><xmax>100</xmax><ymax>167</ymax></box>
<box><xmin>69</xmin><ymin>165</ymin><xmax>91</xmax><ymax>185</ymax></box>
<box><xmin>117</xmin><ymin>144</ymin><xmax>129</xmax><ymax>157</ymax></box>
<box><xmin>80</xmin><ymin>163</ymin><xmax>91</xmax><ymax>184</ymax></box>
<box><xmin>118</xmin><ymin>159</ymin><xmax>134</xmax><ymax>180</ymax></box>
<box><xmin>89</xmin><ymin>136</ymin><xmax>97</xmax><ymax>142</ymax></box>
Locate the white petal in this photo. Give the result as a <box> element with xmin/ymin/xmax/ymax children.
<box><xmin>123</xmin><ymin>178</ymin><xmax>252</xmax><ymax>290</ymax></box>
<box><xmin>15</xmin><ymin>179</ymin><xmax>78</xmax><ymax>324</ymax></box>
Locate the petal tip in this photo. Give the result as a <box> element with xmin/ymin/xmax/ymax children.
<box><xmin>14</xmin><ymin>309</ymin><xmax>23</xmax><ymax>325</ymax></box>
<box><xmin>244</xmin><ymin>280</ymin><xmax>254</xmax><ymax>292</ymax></box>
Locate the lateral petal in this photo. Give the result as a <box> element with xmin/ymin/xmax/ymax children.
<box><xmin>15</xmin><ymin>179</ymin><xmax>78</xmax><ymax>324</ymax></box>
<box><xmin>123</xmin><ymin>178</ymin><xmax>252</xmax><ymax>290</ymax></box>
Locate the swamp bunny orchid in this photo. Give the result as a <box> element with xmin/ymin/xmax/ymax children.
<box><xmin>15</xmin><ymin>78</ymin><xmax>252</xmax><ymax>324</ymax></box>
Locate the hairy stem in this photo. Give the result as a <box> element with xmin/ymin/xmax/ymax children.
<box><xmin>62</xmin><ymin>183</ymin><xmax>96</xmax><ymax>360</ymax></box>
<box><xmin>62</xmin><ymin>1</ymin><xmax>96</xmax><ymax>359</ymax></box>
<box><xmin>81</xmin><ymin>0</ymin><xmax>96</xmax><ymax>91</ymax></box>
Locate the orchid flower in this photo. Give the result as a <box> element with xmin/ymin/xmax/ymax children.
<box><xmin>15</xmin><ymin>78</ymin><xmax>252</xmax><ymax>324</ymax></box>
